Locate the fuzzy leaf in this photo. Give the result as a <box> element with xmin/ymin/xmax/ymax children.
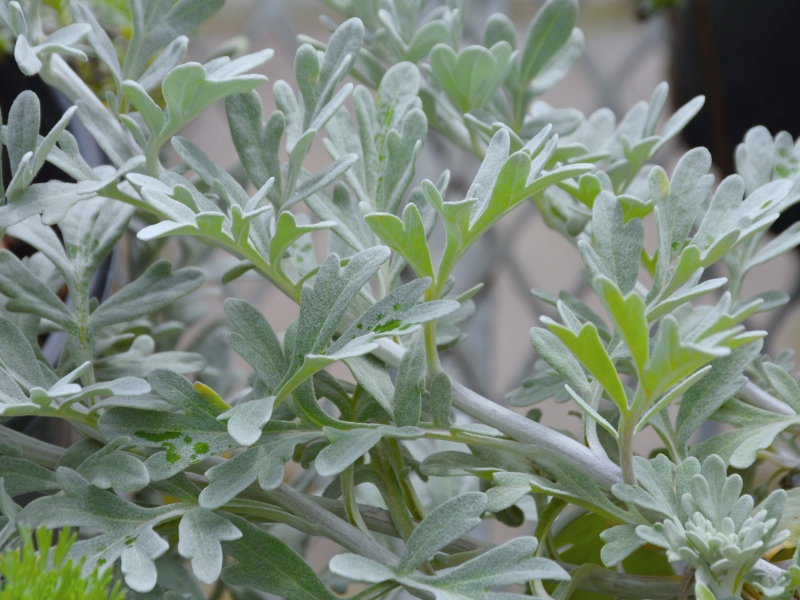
<box><xmin>199</xmin><ymin>432</ymin><xmax>322</xmax><ymax>508</ymax></box>
<box><xmin>218</xmin><ymin>397</ymin><xmax>275</xmax><ymax>446</ymax></box>
<box><xmin>393</xmin><ymin>331</ymin><xmax>426</xmax><ymax>427</ymax></box>
<box><xmin>99</xmin><ymin>370</ymin><xmax>236</xmax><ymax>480</ymax></box>
<box><xmin>221</xmin><ymin>515</ymin><xmax>337</xmax><ymax>599</ymax></box>
<box><xmin>364</xmin><ymin>202</ymin><xmax>433</xmax><ymax>278</ymax></box>
<box><xmin>18</xmin><ymin>468</ymin><xmax>178</xmax><ymax>592</ymax></box>
<box><xmin>315</xmin><ymin>425</ymin><xmax>422</xmax><ymax>477</ymax></box>
<box><xmin>89</xmin><ymin>260</ymin><xmax>204</xmax><ymax>332</ymax></box>
<box><xmin>397</xmin><ymin>492</ymin><xmax>487</xmax><ymax>574</ymax></box>
<box><xmin>178</xmin><ymin>507</ymin><xmax>242</xmax><ymax>585</ymax></box>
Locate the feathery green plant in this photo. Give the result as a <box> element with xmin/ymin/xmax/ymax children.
<box><xmin>0</xmin><ymin>526</ymin><xmax>123</xmax><ymax>599</ymax></box>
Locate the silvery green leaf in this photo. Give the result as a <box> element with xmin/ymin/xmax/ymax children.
<box><xmin>592</xmin><ymin>192</ymin><xmax>643</xmax><ymax>294</ymax></box>
<box><xmin>431</xmin><ymin>536</ymin><xmax>569</xmax><ymax>589</ymax></box>
<box><xmin>301</xmin><ymin>18</ymin><xmax>363</xmax><ymax>131</ymax></box>
<box><xmin>276</xmin><ymin>336</ymin><xmax>378</xmax><ymax>404</ymax></box>
<box><xmin>5</xmin><ymin>90</ymin><xmax>38</xmax><ymax>175</ymax></box>
<box><xmin>429</xmin><ymin>41</ymin><xmax>514</xmax><ymax>112</ymax></box>
<box><xmin>397</xmin><ymin>491</ymin><xmax>487</xmax><ymax>574</ymax></box>
<box><xmin>225</xmin><ymin>298</ymin><xmax>286</xmax><ymax>393</ymax></box>
<box><xmin>93</xmin><ymin>335</ymin><xmax>206</xmax><ymax>380</ymax></box>
<box><xmin>0</xmin><ymin>180</ymin><xmax>92</xmax><ymax>231</ymax></box>
<box><xmin>124</xmin><ymin>0</ymin><xmax>225</xmax><ymax>79</ymax></box>
<box><xmin>171</xmin><ymin>136</ymin><xmax>250</xmax><ymax>207</ymax></box>
<box><xmin>0</xmin><ymin>317</ymin><xmax>48</xmax><ymax>391</ymax></box>
<box><xmin>0</xmin><ymin>250</ymin><xmax>74</xmax><ymax>328</ymax></box>
<box><xmin>121</xmin><ymin>525</ymin><xmax>171</xmax><ymax>592</ymax></box>
<box><xmin>5</xmin><ymin>95</ymin><xmax>76</xmax><ymax>201</ymax></box>
<box><xmin>199</xmin><ymin>432</ymin><xmax>321</xmax><ymax>508</ymax></box>
<box><xmin>221</xmin><ymin>514</ymin><xmax>337</xmax><ymax>599</ymax></box>
<box><xmin>693</xmin><ymin>174</ymin><xmax>746</xmax><ymax>253</ymax></box>
<box><xmin>485</xmin><ymin>472</ymin><xmax>535</xmax><ymax>512</ymax></box>
<box><xmin>18</xmin><ymin>467</ymin><xmax>180</xmax><ymax>592</ymax></box>
<box><xmin>690</xmin><ymin>400</ymin><xmax>800</xmax><ymax>468</ymax></box>
<box><xmin>485</xmin><ymin>13</ymin><xmax>517</xmax><ymax>48</ymax></box>
<box><xmin>735</xmin><ymin>126</ymin><xmax>775</xmax><ymax>195</ymax></box>
<box><xmin>0</xmin><ymin>433</ymin><xmax>21</xmax><ymax>458</ymax></box>
<box><xmin>529</xmin><ymin>458</ymin><xmax>638</xmax><ymax>523</ymax></box>
<box><xmin>57</xmin><ymin>437</ymin><xmax>104</xmax><ymax>470</ymax></box>
<box><xmin>745</xmin><ymin>222</ymin><xmax>800</xmax><ymax>272</ymax></box>
<box><xmin>529</xmin><ymin>28</ymin><xmax>584</xmax><ymax>96</ymax></box>
<box><xmin>13</xmin><ymin>35</ymin><xmax>40</xmax><ymax>76</ymax></box>
<box><xmin>290</xmin><ymin>247</ymin><xmax>389</xmax><ymax>369</ymax></box>
<box><xmin>595</xmin><ymin>279</ymin><xmax>649</xmax><ymax>379</ymax></box>
<box><xmin>225</xmin><ymin>91</ymin><xmax>282</xmax><ymax>196</ymax></box>
<box><xmin>542</xmin><ymin>318</ymin><xmax>627</xmax><ymax>411</ymax></box>
<box><xmin>158</xmin><ymin>56</ymin><xmax>270</xmax><ymax>142</ymax></box>
<box><xmin>315</xmin><ymin>425</ymin><xmax>422</xmax><ymax>477</ymax></box>
<box><xmin>519</xmin><ymin>0</ymin><xmax>578</xmax><ymax>85</ymax></box>
<box><xmin>77</xmin><ymin>438</ymin><xmax>150</xmax><ymax>493</ymax></box>
<box><xmin>122</xmin><ymin>81</ymin><xmax>164</xmax><ymax>138</ymax></box>
<box><xmin>645</xmin><ymin>278</ymin><xmax>727</xmax><ymax>321</ymax></box>
<box><xmin>0</xmin><ymin>456</ymin><xmax>59</xmax><ymax>496</ymax></box>
<box><xmin>69</xmin><ymin>0</ymin><xmax>121</xmax><ymax>84</ymax></box>
<box><xmin>99</xmin><ymin>370</ymin><xmax>237</xmax><ymax>480</ymax></box>
<box><xmin>268</xmin><ymin>211</ymin><xmax>334</xmax><ymax>269</ymax></box>
<box><xmin>599</xmin><ymin>524</ymin><xmax>646</xmax><ymax>567</ymax></box>
<box><xmin>763</xmin><ymin>362</ymin><xmax>800</xmax><ymax>412</ymax></box>
<box><xmin>643</xmin><ymin>316</ymin><xmax>731</xmax><ymax>401</ymax></box>
<box><xmin>466</xmin><ymin>129</ymin><xmax>510</xmax><ymax>220</ymax></box>
<box><xmin>676</xmin><ymin>340</ymin><xmax>763</xmax><ymax>451</ymax></box>
<box><xmin>89</xmin><ymin>260</ymin><xmax>204</xmax><ymax>332</ymax></box>
<box><xmin>393</xmin><ymin>330</ymin><xmax>426</xmax><ymax>427</ymax></box>
<box><xmin>430</xmin><ymin>371</ymin><xmax>453</xmax><ymax>428</ymax></box>
<box><xmin>375</xmin><ymin>111</ymin><xmax>426</xmax><ymax>216</ymax></box>
<box><xmin>6</xmin><ymin>215</ymin><xmax>72</xmax><ymax>284</ymax></box>
<box><xmin>653</xmin><ymin>95</ymin><xmax>705</xmax><ymax>153</ymax></box>
<box><xmin>60</xmin><ymin>195</ymin><xmax>135</xmax><ymax>286</ymax></box>
<box><xmin>507</xmin><ymin>373</ymin><xmax>570</xmax><ymax>407</ymax></box>
<box><xmin>137</xmin><ymin>35</ymin><xmax>189</xmax><ymax>92</ymax></box>
<box><xmin>329</xmin><ymin>553</ymin><xmax>393</xmax><ymax>583</ymax></box>
<box><xmin>57</xmin><ymin>376</ymin><xmax>151</xmax><ymax>408</ymax></box>
<box><xmin>178</xmin><ymin>508</ymin><xmax>241</xmax><ymax>585</ymax></box>
<box><xmin>363</xmin><ymin>202</ymin><xmax>434</xmax><ymax>278</ymax></box>
<box><xmin>285</xmin><ymin>153</ymin><xmax>358</xmax><ymax>210</ymax></box>
<box><xmin>529</xmin><ymin>328</ymin><xmax>591</xmax><ymax>398</ymax></box>
<box><xmin>218</xmin><ymin>397</ymin><xmax>275</xmax><ymax>446</ymax></box>
<box><xmin>332</xmin><ymin>279</ymin><xmax>457</xmax><ymax>352</ymax></box>
<box><xmin>650</xmin><ymin>148</ymin><xmax>714</xmax><ymax>292</ymax></box>
<box><xmin>343</xmin><ymin>355</ymin><xmax>395</xmax><ymax>416</ymax></box>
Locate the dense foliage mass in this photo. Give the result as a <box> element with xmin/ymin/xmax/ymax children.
<box><xmin>1</xmin><ymin>0</ymin><xmax>800</xmax><ymax>598</ymax></box>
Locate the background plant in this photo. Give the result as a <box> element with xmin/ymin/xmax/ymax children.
<box><xmin>1</xmin><ymin>0</ymin><xmax>800</xmax><ymax>599</ymax></box>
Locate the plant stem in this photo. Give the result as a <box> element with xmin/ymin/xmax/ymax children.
<box><xmin>268</xmin><ymin>483</ymin><xmax>400</xmax><ymax>567</ymax></box>
<box><xmin>348</xmin><ymin>581</ymin><xmax>399</xmax><ymax>600</ymax></box>
<box><xmin>372</xmin><ymin>442</ymin><xmax>416</xmax><ymax>542</ymax></box>
<box><xmin>618</xmin><ymin>416</ymin><xmax>637</xmax><ymax>485</ymax></box>
<box><xmin>341</xmin><ymin>464</ymin><xmax>372</xmax><ymax>537</ymax></box>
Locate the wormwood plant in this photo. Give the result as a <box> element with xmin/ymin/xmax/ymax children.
<box><xmin>2</xmin><ymin>0</ymin><xmax>800</xmax><ymax>598</ymax></box>
<box><xmin>0</xmin><ymin>522</ymin><xmax>124</xmax><ymax>599</ymax></box>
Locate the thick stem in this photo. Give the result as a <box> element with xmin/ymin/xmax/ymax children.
<box><xmin>341</xmin><ymin>464</ymin><xmax>372</xmax><ymax>536</ymax></box>
<box><xmin>385</xmin><ymin>438</ymin><xmax>427</xmax><ymax>521</ymax></box>
<box><xmin>372</xmin><ymin>442</ymin><xmax>416</xmax><ymax>542</ymax></box>
<box><xmin>269</xmin><ymin>483</ymin><xmax>400</xmax><ymax>567</ymax></box>
<box><xmin>372</xmin><ymin>338</ymin><xmax>624</xmax><ymax>489</ymax></box>
<box><xmin>618</xmin><ymin>416</ymin><xmax>637</xmax><ymax>485</ymax></box>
